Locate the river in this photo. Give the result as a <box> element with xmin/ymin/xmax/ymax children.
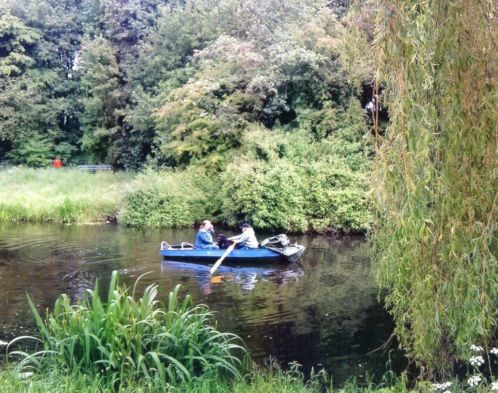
<box><xmin>0</xmin><ymin>224</ymin><xmax>400</xmax><ymax>383</ymax></box>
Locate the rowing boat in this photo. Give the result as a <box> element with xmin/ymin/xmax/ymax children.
<box><xmin>160</xmin><ymin>235</ymin><xmax>305</xmax><ymax>264</ymax></box>
<box><xmin>160</xmin><ymin>243</ymin><xmax>284</xmax><ymax>263</ymax></box>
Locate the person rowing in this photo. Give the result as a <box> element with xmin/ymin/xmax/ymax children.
<box><xmin>228</xmin><ymin>223</ymin><xmax>259</xmax><ymax>249</ymax></box>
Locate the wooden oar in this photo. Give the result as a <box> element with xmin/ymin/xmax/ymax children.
<box><xmin>210</xmin><ymin>243</ymin><xmax>236</xmax><ymax>275</ymax></box>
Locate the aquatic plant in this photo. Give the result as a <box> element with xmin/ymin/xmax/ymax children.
<box><xmin>9</xmin><ymin>272</ymin><xmax>245</xmax><ymax>388</ymax></box>
<box><xmin>373</xmin><ymin>0</ymin><xmax>497</xmax><ymax>374</ymax></box>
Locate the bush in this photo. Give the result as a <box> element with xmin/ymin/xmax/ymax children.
<box><xmin>220</xmin><ymin>159</ymin><xmax>308</xmax><ymax>232</ymax></box>
<box><xmin>120</xmin><ymin>170</ymin><xmax>209</xmax><ymax>228</ymax></box>
<box><xmin>123</xmin><ymin>191</ymin><xmax>204</xmax><ymax>228</ymax></box>
<box><xmin>11</xmin><ymin>272</ymin><xmax>245</xmax><ymax>389</ymax></box>
<box><xmin>219</xmin><ymin>124</ymin><xmax>372</xmax><ymax>233</ymax></box>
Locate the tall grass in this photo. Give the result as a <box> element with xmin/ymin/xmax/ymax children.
<box><xmin>8</xmin><ymin>272</ymin><xmax>245</xmax><ymax>389</ymax></box>
<box><xmin>0</xmin><ymin>366</ymin><xmax>412</xmax><ymax>393</ymax></box>
<box><xmin>373</xmin><ymin>0</ymin><xmax>497</xmax><ymax>374</ymax></box>
<box><xmin>0</xmin><ymin>167</ymin><xmax>133</xmax><ymax>223</ymax></box>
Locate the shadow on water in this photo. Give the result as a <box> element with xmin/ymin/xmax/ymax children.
<box><xmin>0</xmin><ymin>224</ymin><xmax>403</xmax><ymax>383</ymax></box>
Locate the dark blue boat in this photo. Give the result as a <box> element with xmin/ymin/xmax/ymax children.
<box><xmin>160</xmin><ymin>235</ymin><xmax>305</xmax><ymax>264</ymax></box>
<box><xmin>160</xmin><ymin>242</ymin><xmax>285</xmax><ymax>263</ymax></box>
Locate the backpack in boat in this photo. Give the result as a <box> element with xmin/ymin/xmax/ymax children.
<box><xmin>260</xmin><ymin>234</ymin><xmax>305</xmax><ymax>263</ymax></box>
<box><xmin>260</xmin><ymin>234</ymin><xmax>291</xmax><ymax>249</ymax></box>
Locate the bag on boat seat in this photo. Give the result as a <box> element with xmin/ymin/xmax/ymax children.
<box><xmin>260</xmin><ymin>234</ymin><xmax>291</xmax><ymax>249</ymax></box>
<box><xmin>260</xmin><ymin>234</ymin><xmax>305</xmax><ymax>262</ymax></box>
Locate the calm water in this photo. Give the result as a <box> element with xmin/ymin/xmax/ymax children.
<box><xmin>0</xmin><ymin>224</ymin><xmax>399</xmax><ymax>383</ymax></box>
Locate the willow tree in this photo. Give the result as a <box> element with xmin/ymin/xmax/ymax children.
<box><xmin>373</xmin><ymin>0</ymin><xmax>497</xmax><ymax>373</ymax></box>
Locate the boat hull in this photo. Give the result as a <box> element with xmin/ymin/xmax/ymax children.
<box><xmin>160</xmin><ymin>248</ymin><xmax>285</xmax><ymax>264</ymax></box>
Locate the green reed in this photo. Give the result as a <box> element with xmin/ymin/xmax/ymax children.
<box><xmin>372</xmin><ymin>0</ymin><xmax>497</xmax><ymax>374</ymax></box>
<box><xmin>8</xmin><ymin>272</ymin><xmax>245</xmax><ymax>388</ymax></box>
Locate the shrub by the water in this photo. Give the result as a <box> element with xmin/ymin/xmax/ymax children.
<box><xmin>220</xmin><ymin>125</ymin><xmax>372</xmax><ymax>233</ymax></box>
<box><xmin>221</xmin><ymin>159</ymin><xmax>308</xmax><ymax>232</ymax></box>
<box><xmin>10</xmin><ymin>272</ymin><xmax>245</xmax><ymax>389</ymax></box>
<box><xmin>120</xmin><ymin>169</ymin><xmax>210</xmax><ymax>228</ymax></box>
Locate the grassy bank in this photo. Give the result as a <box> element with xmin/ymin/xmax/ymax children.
<box><xmin>2</xmin><ymin>366</ymin><xmax>493</xmax><ymax>393</ymax></box>
<box><xmin>0</xmin><ymin>367</ymin><xmax>409</xmax><ymax>393</ymax></box>
<box><xmin>0</xmin><ymin>167</ymin><xmax>134</xmax><ymax>224</ymax></box>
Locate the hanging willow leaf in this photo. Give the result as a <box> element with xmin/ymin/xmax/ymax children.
<box><xmin>372</xmin><ymin>0</ymin><xmax>497</xmax><ymax>375</ymax></box>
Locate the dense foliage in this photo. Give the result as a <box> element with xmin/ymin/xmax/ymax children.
<box><xmin>10</xmin><ymin>272</ymin><xmax>245</xmax><ymax>388</ymax></box>
<box><xmin>372</xmin><ymin>0</ymin><xmax>497</xmax><ymax>374</ymax></box>
<box><xmin>220</xmin><ymin>116</ymin><xmax>372</xmax><ymax>233</ymax></box>
<box><xmin>0</xmin><ymin>0</ymin><xmax>373</xmax><ymax>233</ymax></box>
<box><xmin>0</xmin><ymin>0</ymin><xmax>370</xmax><ymax>169</ymax></box>
<box><xmin>0</xmin><ymin>158</ymin><xmax>371</xmax><ymax>232</ymax></box>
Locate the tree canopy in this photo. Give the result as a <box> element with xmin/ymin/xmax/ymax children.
<box><xmin>0</xmin><ymin>0</ymin><xmax>370</xmax><ymax>170</ymax></box>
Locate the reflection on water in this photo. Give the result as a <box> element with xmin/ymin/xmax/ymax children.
<box><xmin>161</xmin><ymin>261</ymin><xmax>305</xmax><ymax>294</ymax></box>
<box><xmin>0</xmin><ymin>224</ymin><xmax>400</xmax><ymax>383</ymax></box>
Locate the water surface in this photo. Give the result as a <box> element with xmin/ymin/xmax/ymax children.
<box><xmin>0</xmin><ymin>224</ymin><xmax>398</xmax><ymax>383</ymax></box>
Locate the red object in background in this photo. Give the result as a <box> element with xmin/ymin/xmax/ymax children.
<box><xmin>52</xmin><ymin>158</ymin><xmax>63</xmax><ymax>168</ymax></box>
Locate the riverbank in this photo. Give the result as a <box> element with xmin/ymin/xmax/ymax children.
<box><xmin>0</xmin><ymin>366</ymin><xmax>411</xmax><ymax>393</ymax></box>
<box><xmin>0</xmin><ymin>167</ymin><xmax>372</xmax><ymax>234</ymax></box>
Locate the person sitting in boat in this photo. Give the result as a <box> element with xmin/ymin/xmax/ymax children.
<box><xmin>195</xmin><ymin>220</ymin><xmax>219</xmax><ymax>249</ymax></box>
<box><xmin>228</xmin><ymin>223</ymin><xmax>259</xmax><ymax>249</ymax></box>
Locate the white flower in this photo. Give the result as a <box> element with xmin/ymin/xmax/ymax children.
<box><xmin>432</xmin><ymin>382</ymin><xmax>452</xmax><ymax>391</ymax></box>
<box><xmin>491</xmin><ymin>381</ymin><xmax>498</xmax><ymax>391</ymax></box>
<box><xmin>491</xmin><ymin>347</ymin><xmax>498</xmax><ymax>356</ymax></box>
<box><xmin>469</xmin><ymin>355</ymin><xmax>485</xmax><ymax>367</ymax></box>
<box><xmin>470</xmin><ymin>344</ymin><xmax>483</xmax><ymax>352</ymax></box>
<box><xmin>467</xmin><ymin>375</ymin><xmax>482</xmax><ymax>387</ymax></box>
<box><xmin>0</xmin><ymin>339</ymin><xmax>8</xmax><ymax>346</ymax></box>
<box><xmin>443</xmin><ymin>391</ymin><xmax>451</xmax><ymax>393</ymax></box>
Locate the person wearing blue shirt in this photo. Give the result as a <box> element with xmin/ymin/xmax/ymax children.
<box><xmin>195</xmin><ymin>220</ymin><xmax>219</xmax><ymax>249</ymax></box>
